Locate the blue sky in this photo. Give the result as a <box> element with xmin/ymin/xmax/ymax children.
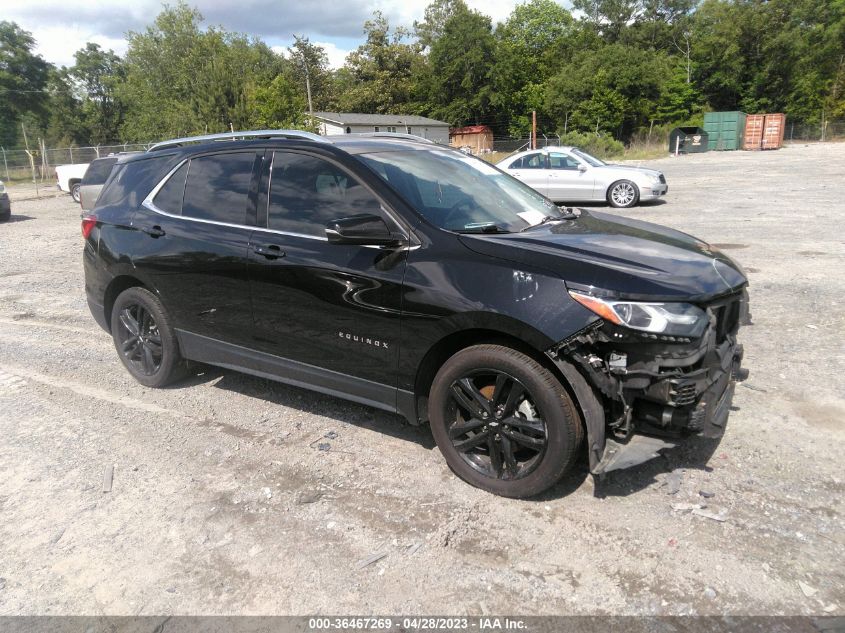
<box><xmin>5</xmin><ymin>0</ymin><xmax>541</xmax><ymax>68</ymax></box>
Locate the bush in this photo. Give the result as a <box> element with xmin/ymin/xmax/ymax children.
<box><xmin>557</xmin><ymin>131</ymin><xmax>625</xmax><ymax>159</ymax></box>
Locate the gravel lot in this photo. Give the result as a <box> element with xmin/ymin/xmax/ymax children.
<box><xmin>0</xmin><ymin>142</ymin><xmax>843</xmax><ymax>617</ymax></box>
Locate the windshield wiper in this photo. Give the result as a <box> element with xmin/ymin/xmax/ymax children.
<box><xmin>520</xmin><ymin>208</ymin><xmax>580</xmax><ymax>232</ymax></box>
<box><xmin>453</xmin><ymin>222</ymin><xmax>511</xmax><ymax>234</ymax></box>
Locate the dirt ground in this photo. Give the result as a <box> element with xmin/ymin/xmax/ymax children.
<box><xmin>0</xmin><ymin>142</ymin><xmax>842</xmax><ymax>617</ymax></box>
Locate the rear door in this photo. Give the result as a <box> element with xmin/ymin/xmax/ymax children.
<box><xmin>546</xmin><ymin>151</ymin><xmax>594</xmax><ymax>201</ymax></box>
<box><xmin>503</xmin><ymin>152</ymin><xmax>548</xmax><ymax>196</ymax></box>
<box><xmin>131</xmin><ymin>150</ymin><xmax>261</xmax><ymax>347</ymax></box>
<box><xmin>248</xmin><ymin>149</ymin><xmax>408</xmax><ymax>398</ymax></box>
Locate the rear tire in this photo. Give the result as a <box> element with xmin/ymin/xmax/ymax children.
<box><xmin>110</xmin><ymin>287</ymin><xmax>187</xmax><ymax>388</ymax></box>
<box><xmin>70</xmin><ymin>183</ymin><xmax>81</xmax><ymax>204</ymax></box>
<box><xmin>607</xmin><ymin>179</ymin><xmax>639</xmax><ymax>208</ymax></box>
<box><xmin>429</xmin><ymin>344</ymin><xmax>583</xmax><ymax>498</ymax></box>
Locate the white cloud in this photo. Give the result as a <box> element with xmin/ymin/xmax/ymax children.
<box><xmin>273</xmin><ymin>41</ymin><xmax>353</xmax><ymax>70</ymax></box>
<box><xmin>313</xmin><ymin>41</ymin><xmax>353</xmax><ymax>69</ymax></box>
<box><xmin>28</xmin><ymin>25</ymin><xmax>128</xmax><ymax>68</ymax></box>
<box><xmin>8</xmin><ymin>0</ymin><xmax>570</xmax><ymax>69</ymax></box>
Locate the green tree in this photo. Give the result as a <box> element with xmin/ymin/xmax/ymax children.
<box><xmin>425</xmin><ymin>5</ymin><xmax>496</xmax><ymax>125</ymax></box>
<box><xmin>491</xmin><ymin>0</ymin><xmax>575</xmax><ymax>134</ymax></box>
<box><xmin>44</xmin><ymin>68</ymin><xmax>86</xmax><ymax>145</ymax></box>
<box><xmin>0</xmin><ymin>21</ymin><xmax>50</xmax><ymax>146</ymax></box>
<box><xmin>414</xmin><ymin>0</ymin><xmax>468</xmax><ymax>50</ymax></box>
<box><xmin>69</xmin><ymin>43</ymin><xmax>125</xmax><ymax>144</ymax></box>
<box><xmin>339</xmin><ymin>12</ymin><xmax>422</xmax><ymax>113</ymax></box>
<box><xmin>545</xmin><ymin>43</ymin><xmax>671</xmax><ymax>136</ymax></box>
<box><xmin>119</xmin><ymin>2</ymin><xmax>282</xmax><ymax>141</ymax></box>
<box><xmin>288</xmin><ymin>36</ymin><xmax>334</xmax><ymax>112</ymax></box>
<box><xmin>247</xmin><ymin>74</ymin><xmax>307</xmax><ymax>128</ymax></box>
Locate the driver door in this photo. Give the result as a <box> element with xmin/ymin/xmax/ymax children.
<box><xmin>248</xmin><ymin>150</ymin><xmax>409</xmax><ymax>391</ymax></box>
<box><xmin>505</xmin><ymin>152</ymin><xmax>548</xmax><ymax>196</ymax></box>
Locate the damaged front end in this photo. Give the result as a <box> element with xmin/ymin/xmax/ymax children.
<box><xmin>547</xmin><ymin>288</ymin><xmax>751</xmax><ymax>476</ymax></box>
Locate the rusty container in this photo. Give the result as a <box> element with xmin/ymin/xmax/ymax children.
<box><xmin>743</xmin><ymin>114</ymin><xmax>765</xmax><ymax>150</ymax></box>
<box><xmin>762</xmin><ymin>113</ymin><xmax>786</xmax><ymax>150</ymax></box>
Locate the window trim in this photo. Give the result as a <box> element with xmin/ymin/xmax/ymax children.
<box><xmin>142</xmin><ymin>154</ymin><xmax>258</xmax><ymax>231</ymax></box>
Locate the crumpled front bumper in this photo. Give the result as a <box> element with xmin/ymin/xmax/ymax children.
<box><xmin>593</xmin><ymin>341</ymin><xmax>745</xmax><ymax>474</ymax></box>
<box><xmin>547</xmin><ymin>290</ymin><xmax>749</xmax><ymax>476</ymax></box>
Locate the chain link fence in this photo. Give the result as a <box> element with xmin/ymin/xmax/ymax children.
<box><xmin>0</xmin><ymin>143</ymin><xmax>150</xmax><ymax>187</ymax></box>
<box><xmin>783</xmin><ymin>119</ymin><xmax>845</xmax><ymax>142</ymax></box>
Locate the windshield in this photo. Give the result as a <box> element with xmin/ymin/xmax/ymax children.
<box><xmin>571</xmin><ymin>148</ymin><xmax>606</xmax><ymax>167</ymax></box>
<box><xmin>358</xmin><ymin>149</ymin><xmax>562</xmax><ymax>233</ymax></box>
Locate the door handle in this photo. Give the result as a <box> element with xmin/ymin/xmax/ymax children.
<box><xmin>253</xmin><ymin>243</ymin><xmax>286</xmax><ymax>259</ymax></box>
<box><xmin>142</xmin><ymin>225</ymin><xmax>166</xmax><ymax>238</ymax></box>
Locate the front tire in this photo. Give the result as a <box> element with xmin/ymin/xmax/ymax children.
<box><xmin>429</xmin><ymin>344</ymin><xmax>583</xmax><ymax>498</ymax></box>
<box><xmin>70</xmin><ymin>183</ymin><xmax>81</xmax><ymax>204</ymax></box>
<box><xmin>607</xmin><ymin>179</ymin><xmax>639</xmax><ymax>208</ymax></box>
<box><xmin>110</xmin><ymin>287</ymin><xmax>187</xmax><ymax>388</ymax></box>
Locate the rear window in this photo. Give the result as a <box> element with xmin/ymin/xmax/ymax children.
<box><xmin>152</xmin><ymin>163</ymin><xmax>188</xmax><ymax>215</ymax></box>
<box><xmin>82</xmin><ymin>157</ymin><xmax>118</xmax><ymax>185</ymax></box>
<box><xmin>182</xmin><ymin>152</ymin><xmax>257</xmax><ymax>223</ymax></box>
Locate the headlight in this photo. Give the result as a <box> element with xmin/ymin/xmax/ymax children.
<box><xmin>569</xmin><ymin>290</ymin><xmax>707</xmax><ymax>337</ymax></box>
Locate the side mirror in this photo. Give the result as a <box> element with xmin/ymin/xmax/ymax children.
<box><xmin>326</xmin><ymin>214</ymin><xmax>403</xmax><ymax>246</ymax></box>
<box><xmin>578</xmin><ymin>164</ymin><xmax>588</xmax><ymax>172</ymax></box>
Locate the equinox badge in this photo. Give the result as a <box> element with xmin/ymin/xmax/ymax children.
<box><xmin>338</xmin><ymin>331</ymin><xmax>389</xmax><ymax>350</ymax></box>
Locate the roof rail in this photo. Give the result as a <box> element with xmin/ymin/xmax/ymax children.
<box><xmin>345</xmin><ymin>132</ymin><xmax>436</xmax><ymax>144</ymax></box>
<box><xmin>146</xmin><ymin>129</ymin><xmax>327</xmax><ymax>152</ymax></box>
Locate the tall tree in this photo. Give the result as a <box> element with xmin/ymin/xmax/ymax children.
<box><xmin>69</xmin><ymin>43</ymin><xmax>125</xmax><ymax>144</ymax></box>
<box><xmin>0</xmin><ymin>21</ymin><xmax>50</xmax><ymax>146</ymax></box>
<box><xmin>425</xmin><ymin>5</ymin><xmax>496</xmax><ymax>125</ymax></box>
<box><xmin>492</xmin><ymin>0</ymin><xmax>576</xmax><ymax>134</ymax></box>
<box><xmin>339</xmin><ymin>12</ymin><xmax>422</xmax><ymax>114</ymax></box>
<box><xmin>414</xmin><ymin>0</ymin><xmax>468</xmax><ymax>50</ymax></box>
<box><xmin>288</xmin><ymin>36</ymin><xmax>334</xmax><ymax>112</ymax></box>
<box><xmin>119</xmin><ymin>2</ymin><xmax>282</xmax><ymax>141</ymax></box>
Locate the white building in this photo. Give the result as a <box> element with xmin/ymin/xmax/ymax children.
<box><xmin>312</xmin><ymin>112</ymin><xmax>451</xmax><ymax>144</ymax></box>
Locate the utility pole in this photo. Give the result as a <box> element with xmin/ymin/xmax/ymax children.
<box><xmin>294</xmin><ymin>35</ymin><xmax>314</xmax><ymax>131</ymax></box>
<box><xmin>21</xmin><ymin>123</ymin><xmax>38</xmax><ymax>196</ymax></box>
<box><xmin>531</xmin><ymin>111</ymin><xmax>537</xmax><ymax>150</ymax></box>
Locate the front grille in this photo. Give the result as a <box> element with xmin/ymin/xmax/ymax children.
<box><xmin>659</xmin><ymin>174</ymin><xmax>666</xmax><ymax>184</ymax></box>
<box><xmin>669</xmin><ymin>383</ymin><xmax>697</xmax><ymax>406</ymax></box>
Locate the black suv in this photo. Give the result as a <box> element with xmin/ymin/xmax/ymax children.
<box><xmin>83</xmin><ymin>130</ymin><xmax>749</xmax><ymax>498</ymax></box>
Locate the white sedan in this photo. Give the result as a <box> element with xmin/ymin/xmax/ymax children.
<box><xmin>496</xmin><ymin>146</ymin><xmax>667</xmax><ymax>208</ymax></box>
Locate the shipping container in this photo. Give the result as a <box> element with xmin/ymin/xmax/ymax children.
<box><xmin>743</xmin><ymin>114</ymin><xmax>765</xmax><ymax>150</ymax></box>
<box><xmin>762</xmin><ymin>113</ymin><xmax>786</xmax><ymax>150</ymax></box>
<box><xmin>668</xmin><ymin>127</ymin><xmax>709</xmax><ymax>154</ymax></box>
<box><xmin>703</xmin><ymin>111</ymin><xmax>747</xmax><ymax>150</ymax></box>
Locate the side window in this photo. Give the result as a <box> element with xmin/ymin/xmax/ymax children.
<box><xmin>548</xmin><ymin>153</ymin><xmax>580</xmax><ymax>170</ymax></box>
<box><xmin>182</xmin><ymin>152</ymin><xmax>256</xmax><ymax>223</ymax></box>
<box><xmin>268</xmin><ymin>152</ymin><xmax>384</xmax><ymax>237</ymax></box>
<box><xmin>153</xmin><ymin>163</ymin><xmax>188</xmax><ymax>214</ymax></box>
<box><xmin>510</xmin><ymin>153</ymin><xmax>545</xmax><ymax>169</ymax></box>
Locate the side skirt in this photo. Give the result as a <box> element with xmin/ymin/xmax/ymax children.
<box><xmin>176</xmin><ymin>329</ymin><xmax>415</xmax><ymax>420</ymax></box>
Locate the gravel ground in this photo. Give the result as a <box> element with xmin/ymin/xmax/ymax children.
<box><xmin>0</xmin><ymin>142</ymin><xmax>843</xmax><ymax>616</ymax></box>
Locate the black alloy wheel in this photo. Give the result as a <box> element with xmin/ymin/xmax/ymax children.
<box><xmin>110</xmin><ymin>286</ymin><xmax>187</xmax><ymax>388</ymax></box>
<box><xmin>116</xmin><ymin>303</ymin><xmax>163</xmax><ymax>376</ymax></box>
<box><xmin>447</xmin><ymin>370</ymin><xmax>547</xmax><ymax>480</ymax></box>
<box><xmin>429</xmin><ymin>344</ymin><xmax>582</xmax><ymax>498</ymax></box>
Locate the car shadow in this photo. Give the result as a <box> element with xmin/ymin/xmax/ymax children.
<box><xmin>175</xmin><ymin>363</ymin><xmax>436</xmax><ymax>450</ymax></box>
<box><xmin>3</xmin><ymin>214</ymin><xmax>36</xmax><ymax>223</ymax></box>
<box><xmin>536</xmin><ymin>423</ymin><xmax>725</xmax><ymax>501</ymax></box>
<box><xmin>172</xmin><ymin>363</ymin><xmax>725</xmax><ymax>501</ymax></box>
<box><xmin>568</xmin><ymin>198</ymin><xmax>667</xmax><ymax>210</ymax></box>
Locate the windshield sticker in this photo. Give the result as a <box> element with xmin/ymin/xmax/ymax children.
<box><xmin>517</xmin><ymin>210</ymin><xmax>548</xmax><ymax>226</ymax></box>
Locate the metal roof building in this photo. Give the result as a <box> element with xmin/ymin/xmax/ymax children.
<box><xmin>312</xmin><ymin>112</ymin><xmax>450</xmax><ymax>143</ymax></box>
